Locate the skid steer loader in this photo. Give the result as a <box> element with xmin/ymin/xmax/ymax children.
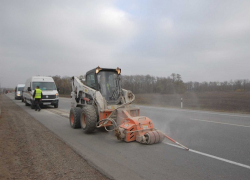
<box><xmin>69</xmin><ymin>66</ymin><xmax>189</xmax><ymax>148</ymax></box>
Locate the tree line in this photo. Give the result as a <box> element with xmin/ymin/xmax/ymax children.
<box><xmin>52</xmin><ymin>75</ymin><xmax>72</xmax><ymax>94</ymax></box>
<box><xmin>52</xmin><ymin>74</ymin><xmax>250</xmax><ymax>95</ymax></box>
<box><xmin>52</xmin><ymin>73</ymin><xmax>186</xmax><ymax>95</ymax></box>
<box><xmin>121</xmin><ymin>73</ymin><xmax>186</xmax><ymax>94</ymax></box>
<box><xmin>185</xmin><ymin>79</ymin><xmax>250</xmax><ymax>92</ymax></box>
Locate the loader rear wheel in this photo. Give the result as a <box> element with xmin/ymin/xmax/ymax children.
<box><xmin>80</xmin><ymin>105</ymin><xmax>97</xmax><ymax>133</ymax></box>
<box><xmin>69</xmin><ymin>107</ymin><xmax>81</xmax><ymax>129</ymax></box>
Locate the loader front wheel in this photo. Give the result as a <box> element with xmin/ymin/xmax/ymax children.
<box><xmin>69</xmin><ymin>107</ymin><xmax>81</xmax><ymax>129</ymax></box>
<box><xmin>80</xmin><ymin>105</ymin><xmax>97</xmax><ymax>133</ymax></box>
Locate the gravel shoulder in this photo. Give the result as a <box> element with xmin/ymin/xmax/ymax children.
<box><xmin>0</xmin><ymin>95</ymin><xmax>109</xmax><ymax>180</ymax></box>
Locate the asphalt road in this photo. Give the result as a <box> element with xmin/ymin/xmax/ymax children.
<box><xmin>5</xmin><ymin>94</ymin><xmax>250</xmax><ymax>180</ymax></box>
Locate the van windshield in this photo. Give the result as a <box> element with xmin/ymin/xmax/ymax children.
<box><xmin>18</xmin><ymin>87</ymin><xmax>24</xmax><ymax>91</ymax></box>
<box><xmin>32</xmin><ymin>82</ymin><xmax>56</xmax><ymax>91</ymax></box>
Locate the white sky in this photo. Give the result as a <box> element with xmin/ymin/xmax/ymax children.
<box><xmin>1</xmin><ymin>0</ymin><xmax>250</xmax><ymax>87</ymax></box>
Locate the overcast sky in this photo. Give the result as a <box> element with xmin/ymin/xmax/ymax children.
<box><xmin>1</xmin><ymin>0</ymin><xmax>250</xmax><ymax>88</ymax></box>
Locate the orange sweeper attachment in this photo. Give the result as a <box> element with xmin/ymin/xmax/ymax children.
<box><xmin>97</xmin><ymin>105</ymin><xmax>189</xmax><ymax>150</ymax></box>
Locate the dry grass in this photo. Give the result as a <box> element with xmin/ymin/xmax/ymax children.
<box><xmin>59</xmin><ymin>92</ymin><xmax>250</xmax><ymax>113</ymax></box>
<box><xmin>59</xmin><ymin>94</ymin><xmax>71</xmax><ymax>98</ymax></box>
<box><xmin>134</xmin><ymin>92</ymin><xmax>250</xmax><ymax>113</ymax></box>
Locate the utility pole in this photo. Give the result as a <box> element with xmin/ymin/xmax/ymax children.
<box><xmin>0</xmin><ymin>77</ymin><xmax>2</xmax><ymax>94</ymax></box>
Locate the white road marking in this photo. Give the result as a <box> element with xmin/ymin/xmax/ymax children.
<box><xmin>138</xmin><ymin>105</ymin><xmax>250</xmax><ymax>118</ymax></box>
<box><xmin>181</xmin><ymin>109</ymin><xmax>250</xmax><ymax>118</ymax></box>
<box><xmin>164</xmin><ymin>142</ymin><xmax>250</xmax><ymax>170</ymax></box>
<box><xmin>189</xmin><ymin>118</ymin><xmax>250</xmax><ymax>128</ymax></box>
<box><xmin>45</xmin><ymin>109</ymin><xmax>69</xmax><ymax>117</ymax></box>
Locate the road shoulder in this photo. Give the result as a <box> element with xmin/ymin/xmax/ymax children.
<box><xmin>0</xmin><ymin>95</ymin><xmax>109</xmax><ymax>180</ymax></box>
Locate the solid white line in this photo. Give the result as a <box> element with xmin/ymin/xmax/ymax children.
<box><xmin>189</xmin><ymin>118</ymin><xmax>250</xmax><ymax>128</ymax></box>
<box><xmin>138</xmin><ymin>105</ymin><xmax>250</xmax><ymax>118</ymax></box>
<box><xmin>164</xmin><ymin>142</ymin><xmax>250</xmax><ymax>170</ymax></box>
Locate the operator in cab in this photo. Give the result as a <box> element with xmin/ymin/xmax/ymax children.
<box><xmin>33</xmin><ymin>86</ymin><xmax>43</xmax><ymax>111</ymax></box>
<box><xmin>99</xmin><ymin>74</ymin><xmax>111</xmax><ymax>100</ymax></box>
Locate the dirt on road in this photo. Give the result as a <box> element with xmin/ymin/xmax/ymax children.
<box><xmin>0</xmin><ymin>95</ymin><xmax>109</xmax><ymax>180</ymax></box>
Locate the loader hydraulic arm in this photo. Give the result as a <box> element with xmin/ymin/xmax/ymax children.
<box><xmin>71</xmin><ymin>76</ymin><xmax>106</xmax><ymax>111</ymax></box>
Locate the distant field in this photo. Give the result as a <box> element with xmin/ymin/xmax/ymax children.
<box><xmin>59</xmin><ymin>92</ymin><xmax>250</xmax><ymax>113</ymax></box>
<box><xmin>134</xmin><ymin>92</ymin><xmax>250</xmax><ymax>113</ymax></box>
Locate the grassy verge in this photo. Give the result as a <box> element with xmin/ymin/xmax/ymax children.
<box><xmin>59</xmin><ymin>94</ymin><xmax>71</xmax><ymax>98</ymax></box>
<box><xmin>59</xmin><ymin>92</ymin><xmax>250</xmax><ymax>114</ymax></box>
<box><xmin>134</xmin><ymin>92</ymin><xmax>250</xmax><ymax>114</ymax></box>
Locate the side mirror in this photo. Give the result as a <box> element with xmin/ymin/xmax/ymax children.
<box><xmin>57</xmin><ymin>88</ymin><xmax>60</xmax><ymax>91</ymax></box>
<box><xmin>28</xmin><ymin>87</ymin><xmax>31</xmax><ymax>91</ymax></box>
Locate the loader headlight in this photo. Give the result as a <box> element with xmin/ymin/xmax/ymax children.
<box><xmin>96</xmin><ymin>66</ymin><xmax>102</xmax><ymax>74</ymax></box>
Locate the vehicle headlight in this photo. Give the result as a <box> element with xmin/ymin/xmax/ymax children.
<box><xmin>56</xmin><ymin>93</ymin><xmax>59</xmax><ymax>98</ymax></box>
<box><xmin>17</xmin><ymin>93</ymin><xmax>20</xmax><ymax>96</ymax></box>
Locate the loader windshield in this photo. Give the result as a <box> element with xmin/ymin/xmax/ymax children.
<box><xmin>97</xmin><ymin>71</ymin><xmax>121</xmax><ymax>102</ymax></box>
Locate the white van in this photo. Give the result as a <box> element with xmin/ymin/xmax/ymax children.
<box><xmin>23</xmin><ymin>76</ymin><xmax>59</xmax><ymax>108</ymax></box>
<box><xmin>15</xmin><ymin>84</ymin><xmax>25</xmax><ymax>100</ymax></box>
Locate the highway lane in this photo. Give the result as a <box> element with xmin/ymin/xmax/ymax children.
<box><xmin>6</xmin><ymin>94</ymin><xmax>250</xmax><ymax>180</ymax></box>
<box><xmin>140</xmin><ymin>105</ymin><xmax>250</xmax><ymax>166</ymax></box>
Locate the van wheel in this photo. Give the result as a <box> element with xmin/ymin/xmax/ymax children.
<box><xmin>69</xmin><ymin>107</ymin><xmax>81</xmax><ymax>129</ymax></box>
<box><xmin>54</xmin><ymin>103</ymin><xmax>58</xmax><ymax>108</ymax></box>
<box><xmin>80</xmin><ymin>105</ymin><xmax>97</xmax><ymax>133</ymax></box>
<box><xmin>25</xmin><ymin>99</ymin><xmax>29</xmax><ymax>106</ymax></box>
<box><xmin>31</xmin><ymin>101</ymin><xmax>35</xmax><ymax>109</ymax></box>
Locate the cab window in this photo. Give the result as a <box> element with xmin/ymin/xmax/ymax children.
<box><xmin>86</xmin><ymin>73</ymin><xmax>96</xmax><ymax>89</ymax></box>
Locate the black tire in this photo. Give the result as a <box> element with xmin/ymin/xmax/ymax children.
<box><xmin>69</xmin><ymin>107</ymin><xmax>81</xmax><ymax>129</ymax></box>
<box><xmin>21</xmin><ymin>97</ymin><xmax>24</xmax><ymax>102</ymax></box>
<box><xmin>31</xmin><ymin>101</ymin><xmax>35</xmax><ymax>109</ymax></box>
<box><xmin>80</xmin><ymin>105</ymin><xmax>97</xmax><ymax>133</ymax></box>
<box><xmin>54</xmin><ymin>103</ymin><xmax>58</xmax><ymax>108</ymax></box>
<box><xmin>25</xmin><ymin>99</ymin><xmax>29</xmax><ymax>106</ymax></box>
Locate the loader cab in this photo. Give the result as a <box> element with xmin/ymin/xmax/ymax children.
<box><xmin>85</xmin><ymin>67</ymin><xmax>122</xmax><ymax>103</ymax></box>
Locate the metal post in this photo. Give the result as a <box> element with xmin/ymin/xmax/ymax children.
<box><xmin>0</xmin><ymin>77</ymin><xmax>2</xmax><ymax>94</ymax></box>
<box><xmin>181</xmin><ymin>98</ymin><xmax>183</xmax><ymax>109</ymax></box>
